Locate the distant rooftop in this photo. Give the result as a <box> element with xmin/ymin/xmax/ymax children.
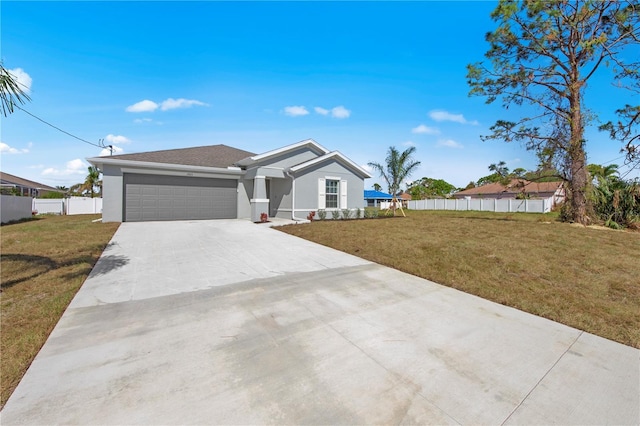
<box><xmin>364</xmin><ymin>190</ymin><xmax>393</xmax><ymax>199</ymax></box>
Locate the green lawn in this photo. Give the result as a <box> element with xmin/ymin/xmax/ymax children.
<box><xmin>278</xmin><ymin>209</ymin><xmax>640</xmax><ymax>349</ymax></box>
<box><xmin>1</xmin><ymin>215</ymin><xmax>120</xmax><ymax>408</ymax></box>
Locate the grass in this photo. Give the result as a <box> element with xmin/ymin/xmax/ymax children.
<box><xmin>1</xmin><ymin>214</ymin><xmax>119</xmax><ymax>408</ymax></box>
<box><xmin>278</xmin><ymin>209</ymin><xmax>640</xmax><ymax>349</ymax></box>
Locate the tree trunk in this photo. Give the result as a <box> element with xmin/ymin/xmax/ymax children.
<box><xmin>568</xmin><ymin>85</ymin><xmax>592</xmax><ymax>225</ymax></box>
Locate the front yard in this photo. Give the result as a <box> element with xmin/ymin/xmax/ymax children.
<box><xmin>0</xmin><ymin>215</ymin><xmax>119</xmax><ymax>407</ymax></box>
<box><xmin>279</xmin><ymin>210</ymin><xmax>640</xmax><ymax>349</ymax></box>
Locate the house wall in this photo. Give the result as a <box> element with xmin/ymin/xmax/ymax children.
<box><xmin>102</xmin><ymin>164</ymin><xmax>124</xmax><ymax>222</ymax></box>
<box><xmin>270</xmin><ymin>178</ymin><xmax>292</xmax><ymax>219</ymax></box>
<box><xmin>237</xmin><ymin>180</ymin><xmax>251</xmax><ymax>219</ymax></box>
<box><xmin>293</xmin><ymin>160</ymin><xmax>365</xmax><ymax>218</ymax></box>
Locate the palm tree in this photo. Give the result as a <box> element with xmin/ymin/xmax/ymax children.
<box><xmin>587</xmin><ymin>163</ymin><xmax>619</xmax><ymax>185</ymax></box>
<box><xmin>1</xmin><ymin>63</ymin><xmax>30</xmax><ymax>117</ymax></box>
<box><xmin>368</xmin><ymin>146</ymin><xmax>421</xmax><ymax>216</ymax></box>
<box><xmin>373</xmin><ymin>183</ymin><xmax>382</xmax><ymax>192</ymax></box>
<box><xmin>82</xmin><ymin>166</ymin><xmax>101</xmax><ymax>198</ymax></box>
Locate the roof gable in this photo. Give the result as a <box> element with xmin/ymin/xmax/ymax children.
<box><xmin>235</xmin><ymin>139</ymin><xmax>329</xmax><ymax>167</ymax></box>
<box><xmin>288</xmin><ymin>151</ymin><xmax>372</xmax><ymax>179</ymax></box>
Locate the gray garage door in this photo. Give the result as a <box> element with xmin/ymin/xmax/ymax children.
<box><xmin>124</xmin><ymin>174</ymin><xmax>237</xmax><ymax>222</ymax></box>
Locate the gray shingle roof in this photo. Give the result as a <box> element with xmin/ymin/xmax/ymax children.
<box><xmin>105</xmin><ymin>145</ymin><xmax>256</xmax><ymax>168</ymax></box>
<box><xmin>0</xmin><ymin>172</ymin><xmax>60</xmax><ymax>191</ymax></box>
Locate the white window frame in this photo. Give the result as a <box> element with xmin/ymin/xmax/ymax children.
<box><xmin>318</xmin><ymin>176</ymin><xmax>347</xmax><ymax>210</ymax></box>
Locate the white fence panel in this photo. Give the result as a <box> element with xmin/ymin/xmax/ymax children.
<box><xmin>66</xmin><ymin>197</ymin><xmax>102</xmax><ymax>215</ymax></box>
<box><xmin>33</xmin><ymin>199</ymin><xmax>64</xmax><ymax>215</ymax></box>
<box><xmin>1</xmin><ymin>195</ymin><xmax>33</xmax><ymax>223</ymax></box>
<box><xmin>407</xmin><ymin>197</ymin><xmax>550</xmax><ymax>213</ymax></box>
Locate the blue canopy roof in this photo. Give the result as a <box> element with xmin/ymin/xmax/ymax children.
<box><xmin>364</xmin><ymin>190</ymin><xmax>393</xmax><ymax>199</ymax></box>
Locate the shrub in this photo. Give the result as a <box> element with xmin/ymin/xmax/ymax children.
<box><xmin>342</xmin><ymin>209</ymin><xmax>352</xmax><ymax>219</ymax></box>
<box><xmin>355</xmin><ymin>207</ymin><xmax>362</xmax><ymax>219</ymax></box>
<box><xmin>307</xmin><ymin>211</ymin><xmax>316</xmax><ymax>221</ymax></box>
<box><xmin>317</xmin><ymin>209</ymin><xmax>326</xmax><ymax>220</ymax></box>
<box><xmin>331</xmin><ymin>210</ymin><xmax>341</xmax><ymax>220</ymax></box>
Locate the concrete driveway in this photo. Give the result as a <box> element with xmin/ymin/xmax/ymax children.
<box><xmin>2</xmin><ymin>219</ymin><xmax>638</xmax><ymax>425</ymax></box>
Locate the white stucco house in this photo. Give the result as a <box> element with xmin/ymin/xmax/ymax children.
<box><xmin>88</xmin><ymin>139</ymin><xmax>371</xmax><ymax>223</ymax></box>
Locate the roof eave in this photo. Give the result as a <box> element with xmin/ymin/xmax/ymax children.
<box><xmin>86</xmin><ymin>157</ymin><xmax>245</xmax><ymax>175</ymax></box>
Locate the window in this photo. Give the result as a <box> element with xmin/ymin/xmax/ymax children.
<box><xmin>326</xmin><ymin>179</ymin><xmax>339</xmax><ymax>208</ymax></box>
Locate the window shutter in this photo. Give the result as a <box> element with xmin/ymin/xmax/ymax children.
<box><xmin>318</xmin><ymin>178</ymin><xmax>326</xmax><ymax>209</ymax></box>
<box><xmin>340</xmin><ymin>180</ymin><xmax>348</xmax><ymax>209</ymax></box>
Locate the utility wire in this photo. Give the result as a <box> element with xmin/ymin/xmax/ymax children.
<box><xmin>13</xmin><ymin>104</ymin><xmax>104</xmax><ymax>149</ymax></box>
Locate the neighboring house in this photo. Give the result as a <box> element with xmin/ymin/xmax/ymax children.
<box><xmin>87</xmin><ymin>139</ymin><xmax>371</xmax><ymax>223</ymax></box>
<box><xmin>0</xmin><ymin>172</ymin><xmax>60</xmax><ymax>197</ymax></box>
<box><xmin>453</xmin><ymin>179</ymin><xmax>565</xmax><ymax>205</ymax></box>
<box><xmin>397</xmin><ymin>192</ymin><xmax>412</xmax><ymax>208</ymax></box>
<box><xmin>364</xmin><ymin>190</ymin><xmax>392</xmax><ymax>207</ymax></box>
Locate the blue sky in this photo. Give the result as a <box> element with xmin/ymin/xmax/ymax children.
<box><xmin>2</xmin><ymin>1</ymin><xmax>638</xmax><ymax>189</ymax></box>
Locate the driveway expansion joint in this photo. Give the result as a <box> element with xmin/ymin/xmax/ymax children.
<box><xmin>500</xmin><ymin>330</ymin><xmax>585</xmax><ymax>425</ymax></box>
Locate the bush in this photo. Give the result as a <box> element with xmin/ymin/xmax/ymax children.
<box><xmin>364</xmin><ymin>207</ymin><xmax>379</xmax><ymax>219</ymax></box>
<box><xmin>331</xmin><ymin>210</ymin><xmax>341</xmax><ymax>220</ymax></box>
<box><xmin>592</xmin><ymin>178</ymin><xmax>640</xmax><ymax>229</ymax></box>
<box><xmin>317</xmin><ymin>209</ymin><xmax>326</xmax><ymax>220</ymax></box>
<box><xmin>342</xmin><ymin>209</ymin><xmax>352</xmax><ymax>219</ymax></box>
<box><xmin>355</xmin><ymin>207</ymin><xmax>362</xmax><ymax>219</ymax></box>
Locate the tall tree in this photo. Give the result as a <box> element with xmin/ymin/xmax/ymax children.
<box><xmin>407</xmin><ymin>177</ymin><xmax>457</xmax><ymax>199</ymax></box>
<box><xmin>467</xmin><ymin>0</ymin><xmax>640</xmax><ymax>225</ymax></box>
<box><xmin>368</xmin><ymin>146</ymin><xmax>421</xmax><ymax>216</ymax></box>
<box><xmin>82</xmin><ymin>166</ymin><xmax>101</xmax><ymax>198</ymax></box>
<box><xmin>0</xmin><ymin>64</ymin><xmax>30</xmax><ymax>116</ymax></box>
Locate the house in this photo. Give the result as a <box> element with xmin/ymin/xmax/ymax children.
<box><xmin>453</xmin><ymin>179</ymin><xmax>564</xmax><ymax>205</ymax></box>
<box><xmin>87</xmin><ymin>139</ymin><xmax>371</xmax><ymax>223</ymax></box>
<box><xmin>397</xmin><ymin>192</ymin><xmax>412</xmax><ymax>208</ymax></box>
<box><xmin>364</xmin><ymin>190</ymin><xmax>392</xmax><ymax>207</ymax></box>
<box><xmin>0</xmin><ymin>172</ymin><xmax>61</xmax><ymax>197</ymax></box>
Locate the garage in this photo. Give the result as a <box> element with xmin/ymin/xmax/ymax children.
<box><xmin>124</xmin><ymin>173</ymin><xmax>237</xmax><ymax>222</ymax></box>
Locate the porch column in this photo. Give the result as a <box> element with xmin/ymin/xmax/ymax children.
<box><xmin>250</xmin><ymin>176</ymin><xmax>269</xmax><ymax>222</ymax></box>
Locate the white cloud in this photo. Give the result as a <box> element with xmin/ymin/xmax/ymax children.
<box><xmin>100</xmin><ymin>145</ymin><xmax>124</xmax><ymax>156</ymax></box>
<box><xmin>429</xmin><ymin>110</ymin><xmax>479</xmax><ymax>125</ymax></box>
<box><xmin>412</xmin><ymin>124</ymin><xmax>440</xmax><ymax>135</ymax></box>
<box><xmin>160</xmin><ymin>98</ymin><xmax>208</xmax><ymax>111</ymax></box>
<box><xmin>8</xmin><ymin>68</ymin><xmax>32</xmax><ymax>94</ymax></box>
<box><xmin>331</xmin><ymin>106</ymin><xmax>351</xmax><ymax>119</ymax></box>
<box><xmin>0</xmin><ymin>141</ymin><xmax>29</xmax><ymax>154</ymax></box>
<box><xmin>284</xmin><ymin>105</ymin><xmax>309</xmax><ymax>117</ymax></box>
<box><xmin>42</xmin><ymin>159</ymin><xmax>88</xmax><ymax>176</ymax></box>
<box><xmin>437</xmin><ymin>139</ymin><xmax>464</xmax><ymax>149</ymax></box>
<box><xmin>314</xmin><ymin>106</ymin><xmax>329</xmax><ymax>116</ymax></box>
<box><xmin>134</xmin><ymin>118</ymin><xmax>153</xmax><ymax>123</ymax></box>
<box><xmin>126</xmin><ymin>100</ymin><xmax>158</xmax><ymax>113</ymax></box>
<box><xmin>104</xmin><ymin>134</ymin><xmax>131</xmax><ymax>144</ymax></box>
<box><xmin>402</xmin><ymin>141</ymin><xmax>417</xmax><ymax>147</ymax></box>
<box><xmin>126</xmin><ymin>98</ymin><xmax>207</xmax><ymax>113</ymax></box>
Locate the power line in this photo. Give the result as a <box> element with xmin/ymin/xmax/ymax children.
<box><xmin>13</xmin><ymin>104</ymin><xmax>109</xmax><ymax>151</ymax></box>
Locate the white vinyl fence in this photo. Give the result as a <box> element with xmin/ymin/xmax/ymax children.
<box><xmin>408</xmin><ymin>197</ymin><xmax>554</xmax><ymax>214</ymax></box>
<box><xmin>1</xmin><ymin>195</ymin><xmax>33</xmax><ymax>223</ymax></box>
<box><xmin>33</xmin><ymin>197</ymin><xmax>102</xmax><ymax>215</ymax></box>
